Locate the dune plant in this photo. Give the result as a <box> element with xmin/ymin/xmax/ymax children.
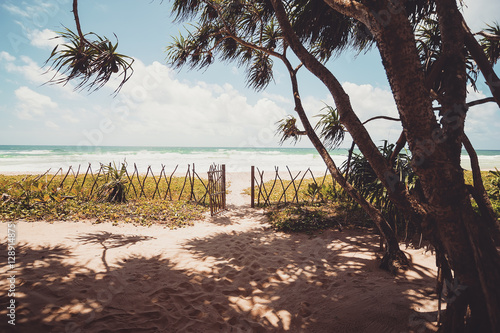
<box><xmin>487</xmin><ymin>168</ymin><xmax>500</xmax><ymax>201</ymax></box>
<box><xmin>95</xmin><ymin>162</ymin><xmax>128</xmax><ymax>203</ymax></box>
<box><xmin>342</xmin><ymin>141</ymin><xmax>416</xmax><ymax>238</ymax></box>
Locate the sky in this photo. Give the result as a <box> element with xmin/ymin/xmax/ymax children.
<box><xmin>0</xmin><ymin>0</ymin><xmax>499</xmax><ymax>149</ymax></box>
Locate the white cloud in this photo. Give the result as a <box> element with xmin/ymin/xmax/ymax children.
<box><xmin>339</xmin><ymin>82</ymin><xmax>402</xmax><ymax>144</ymax></box>
<box><xmin>6</xmin><ymin>55</ymin><xmax>47</xmax><ymax>84</ymax></box>
<box><xmin>461</xmin><ymin>0</ymin><xmax>500</xmax><ymax>32</ymax></box>
<box><xmin>14</xmin><ymin>86</ymin><xmax>57</xmax><ymax>120</ymax></box>
<box><xmin>60</xmin><ymin>111</ymin><xmax>80</xmax><ymax>124</ymax></box>
<box><xmin>28</xmin><ymin>29</ymin><xmax>59</xmax><ymax>50</ymax></box>
<box><xmin>3</xmin><ymin>1</ymin><xmax>67</xmax><ymax>28</ymax></box>
<box><xmin>465</xmin><ymin>87</ymin><xmax>500</xmax><ymax>148</ymax></box>
<box><xmin>1</xmin><ymin>3</ymin><xmax>30</xmax><ymax>18</ymax></box>
<box><xmin>44</xmin><ymin>120</ymin><xmax>59</xmax><ymax>129</ymax></box>
<box><xmin>5</xmin><ymin>54</ymin><xmax>79</xmax><ymax>97</ymax></box>
<box><xmin>0</xmin><ymin>51</ymin><xmax>16</xmax><ymax>62</ymax></box>
<box><xmin>89</xmin><ymin>59</ymin><xmax>288</xmax><ymax>146</ymax></box>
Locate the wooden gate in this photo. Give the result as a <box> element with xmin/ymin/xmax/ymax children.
<box><xmin>208</xmin><ymin>164</ymin><xmax>226</xmax><ymax>216</ymax></box>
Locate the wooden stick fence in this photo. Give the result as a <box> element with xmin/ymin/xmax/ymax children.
<box><xmin>208</xmin><ymin>164</ymin><xmax>226</xmax><ymax>216</ymax></box>
<box><xmin>10</xmin><ymin>163</ymin><xmax>210</xmax><ymax>204</ymax></box>
<box><xmin>250</xmin><ymin>166</ymin><xmax>333</xmax><ymax>207</ymax></box>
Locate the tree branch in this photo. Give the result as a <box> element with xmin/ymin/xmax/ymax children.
<box><xmin>433</xmin><ymin>97</ymin><xmax>496</xmax><ymax>111</ymax></box>
<box><xmin>462</xmin><ymin>19</ymin><xmax>500</xmax><ymax>108</ymax></box>
<box><xmin>322</xmin><ymin>0</ymin><xmax>371</xmax><ymax>26</ymax></box>
<box><xmin>461</xmin><ymin>134</ymin><xmax>500</xmax><ymax>239</ymax></box>
<box><xmin>279</xmin><ymin>45</ymin><xmax>406</xmax><ymax>264</ymax></box>
<box><xmin>72</xmin><ymin>0</ymin><xmax>84</xmax><ymax>41</ymax></box>
<box><xmin>476</xmin><ymin>31</ymin><xmax>500</xmax><ymax>41</ymax></box>
<box><xmin>389</xmin><ymin>131</ymin><xmax>407</xmax><ymax>169</ymax></box>
<box><xmin>362</xmin><ymin>115</ymin><xmax>400</xmax><ymax>125</ymax></box>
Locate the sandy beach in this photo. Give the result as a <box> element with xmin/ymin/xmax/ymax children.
<box><xmin>0</xmin><ymin>172</ymin><xmax>439</xmax><ymax>332</ymax></box>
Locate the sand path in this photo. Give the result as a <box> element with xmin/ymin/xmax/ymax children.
<box><xmin>0</xmin><ymin>173</ymin><xmax>438</xmax><ymax>332</ymax></box>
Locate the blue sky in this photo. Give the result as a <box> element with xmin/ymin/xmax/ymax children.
<box><xmin>0</xmin><ymin>0</ymin><xmax>499</xmax><ymax>149</ymax></box>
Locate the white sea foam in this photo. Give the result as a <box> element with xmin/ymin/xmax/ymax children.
<box><xmin>0</xmin><ymin>146</ymin><xmax>498</xmax><ymax>174</ymax></box>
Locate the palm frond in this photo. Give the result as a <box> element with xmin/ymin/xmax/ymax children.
<box><xmin>480</xmin><ymin>22</ymin><xmax>500</xmax><ymax>65</ymax></box>
<box><xmin>314</xmin><ymin>104</ymin><xmax>345</xmax><ymax>149</ymax></box>
<box><xmin>246</xmin><ymin>52</ymin><xmax>274</xmax><ymax>91</ymax></box>
<box><xmin>275</xmin><ymin>115</ymin><xmax>304</xmax><ymax>145</ymax></box>
<box><xmin>44</xmin><ymin>27</ymin><xmax>134</xmax><ymax>95</ymax></box>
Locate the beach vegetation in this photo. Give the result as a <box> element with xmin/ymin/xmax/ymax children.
<box><xmin>0</xmin><ymin>168</ymin><xmax>209</xmax><ymax>227</ymax></box>
<box><xmin>95</xmin><ymin>162</ymin><xmax>128</xmax><ymax>203</ymax></box>
<box><xmin>164</xmin><ymin>2</ymin><xmax>500</xmax><ymax>329</ymax></box>
<box><xmin>342</xmin><ymin>141</ymin><xmax>417</xmax><ymax>236</ymax></box>
<box><xmin>266</xmin><ymin>202</ymin><xmax>368</xmax><ymax>234</ymax></box>
<box><xmin>275</xmin><ymin>116</ymin><xmax>305</xmax><ymax>145</ymax></box>
<box><xmin>486</xmin><ymin>168</ymin><xmax>500</xmax><ymax>201</ymax></box>
<box><xmin>266</xmin><ymin>169</ymin><xmax>500</xmax><ymax>238</ymax></box>
<box><xmin>165</xmin><ymin>0</ymin><xmax>411</xmax><ymax>273</ymax></box>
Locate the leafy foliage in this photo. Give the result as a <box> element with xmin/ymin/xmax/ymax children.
<box><xmin>95</xmin><ymin>162</ymin><xmax>128</xmax><ymax>203</ymax></box>
<box><xmin>167</xmin><ymin>1</ymin><xmax>281</xmax><ymax>91</ymax></box>
<box><xmin>416</xmin><ymin>16</ymin><xmax>479</xmax><ymax>93</ymax></box>
<box><xmin>265</xmin><ymin>168</ymin><xmax>500</xmax><ymax>235</ymax></box>
<box><xmin>342</xmin><ymin>141</ymin><xmax>417</xmax><ymax>238</ymax></box>
<box><xmin>275</xmin><ymin>115</ymin><xmax>304</xmax><ymax>145</ymax></box>
<box><xmin>480</xmin><ymin>22</ymin><xmax>500</xmax><ymax>65</ymax></box>
<box><xmin>266</xmin><ymin>205</ymin><xmax>337</xmax><ymax>233</ymax></box>
<box><xmin>166</xmin><ymin>0</ymin><xmax>387</xmax><ymax>91</ymax></box>
<box><xmin>487</xmin><ymin>168</ymin><xmax>500</xmax><ymax>201</ymax></box>
<box><xmin>314</xmin><ymin>104</ymin><xmax>345</xmax><ymax>149</ymax></box>
<box><xmin>44</xmin><ymin>27</ymin><xmax>134</xmax><ymax>94</ymax></box>
<box><xmin>265</xmin><ymin>201</ymin><xmax>370</xmax><ymax>233</ymax></box>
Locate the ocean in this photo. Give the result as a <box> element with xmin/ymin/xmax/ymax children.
<box><xmin>0</xmin><ymin>145</ymin><xmax>499</xmax><ymax>174</ymax></box>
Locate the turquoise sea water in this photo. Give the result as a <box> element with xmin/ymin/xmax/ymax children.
<box><xmin>0</xmin><ymin>145</ymin><xmax>499</xmax><ymax>173</ymax></box>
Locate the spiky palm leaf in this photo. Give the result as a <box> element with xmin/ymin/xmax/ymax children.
<box><xmin>247</xmin><ymin>52</ymin><xmax>274</xmax><ymax>91</ymax></box>
<box><xmin>342</xmin><ymin>141</ymin><xmax>416</xmax><ymax>236</ymax></box>
<box><xmin>480</xmin><ymin>22</ymin><xmax>500</xmax><ymax>65</ymax></box>
<box><xmin>416</xmin><ymin>16</ymin><xmax>479</xmax><ymax>93</ymax></box>
<box><xmin>275</xmin><ymin>115</ymin><xmax>305</xmax><ymax>145</ymax></box>
<box><xmin>314</xmin><ymin>104</ymin><xmax>345</xmax><ymax>149</ymax></box>
<box><xmin>44</xmin><ymin>27</ymin><xmax>134</xmax><ymax>94</ymax></box>
<box><xmin>96</xmin><ymin>162</ymin><xmax>128</xmax><ymax>203</ymax></box>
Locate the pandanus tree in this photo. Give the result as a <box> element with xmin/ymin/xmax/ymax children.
<box><xmin>167</xmin><ymin>0</ymin><xmax>411</xmax><ymax>272</ymax></box>
<box><xmin>47</xmin><ymin>0</ymin><xmax>500</xmax><ymax>331</ymax></box>
<box><xmin>266</xmin><ymin>1</ymin><xmax>500</xmax><ymax>332</ymax></box>
<box><xmin>170</xmin><ymin>1</ymin><xmax>500</xmax><ymax>331</ymax></box>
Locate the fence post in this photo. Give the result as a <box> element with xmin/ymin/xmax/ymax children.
<box><xmin>251</xmin><ymin>166</ymin><xmax>255</xmax><ymax>208</ymax></box>
<box><xmin>222</xmin><ymin>164</ymin><xmax>226</xmax><ymax>210</ymax></box>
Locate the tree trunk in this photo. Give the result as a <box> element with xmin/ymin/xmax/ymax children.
<box><xmin>370</xmin><ymin>1</ymin><xmax>500</xmax><ymax>331</ymax></box>
<box><xmin>462</xmin><ymin>134</ymin><xmax>500</xmax><ymax>244</ymax></box>
<box><xmin>280</xmin><ymin>54</ymin><xmax>409</xmax><ymax>272</ymax></box>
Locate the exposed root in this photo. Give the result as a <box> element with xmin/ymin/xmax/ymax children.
<box><xmin>379</xmin><ymin>249</ymin><xmax>411</xmax><ymax>274</ymax></box>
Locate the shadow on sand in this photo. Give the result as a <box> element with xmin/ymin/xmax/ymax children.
<box><xmin>0</xmin><ymin>214</ymin><xmax>438</xmax><ymax>333</ymax></box>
